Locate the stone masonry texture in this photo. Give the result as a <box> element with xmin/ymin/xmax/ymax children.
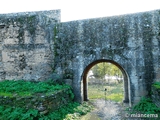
<box><xmin>0</xmin><ymin>10</ymin><xmax>60</xmax><ymax>81</ymax></box>
<box><xmin>1</xmin><ymin>9</ymin><xmax>160</xmax><ymax>105</ymax></box>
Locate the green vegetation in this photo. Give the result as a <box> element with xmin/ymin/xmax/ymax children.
<box><xmin>88</xmin><ymin>83</ymin><xmax>123</xmax><ymax>102</ymax></box>
<box><xmin>123</xmin><ymin>82</ymin><xmax>160</xmax><ymax>119</ymax></box>
<box><xmin>0</xmin><ymin>102</ymin><xmax>93</xmax><ymax>120</ymax></box>
<box><xmin>88</xmin><ymin>62</ymin><xmax>124</xmax><ymax>102</ymax></box>
<box><xmin>152</xmin><ymin>82</ymin><xmax>160</xmax><ymax>89</ymax></box>
<box><xmin>131</xmin><ymin>97</ymin><xmax>160</xmax><ymax>114</ymax></box>
<box><xmin>91</xmin><ymin>62</ymin><xmax>123</xmax><ymax>83</ymax></box>
<box><xmin>0</xmin><ymin>80</ymin><xmax>72</xmax><ymax>97</ymax></box>
<box><xmin>53</xmin><ymin>25</ymin><xmax>58</xmax><ymax>56</ymax></box>
<box><xmin>0</xmin><ymin>80</ymin><xmax>93</xmax><ymax>119</ymax></box>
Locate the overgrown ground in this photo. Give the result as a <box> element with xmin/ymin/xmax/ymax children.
<box><xmin>0</xmin><ymin>101</ymin><xmax>94</xmax><ymax>120</ymax></box>
<box><xmin>0</xmin><ymin>80</ymin><xmax>94</xmax><ymax>120</ymax></box>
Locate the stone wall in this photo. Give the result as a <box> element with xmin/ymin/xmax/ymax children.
<box><xmin>57</xmin><ymin>9</ymin><xmax>160</xmax><ymax>105</ymax></box>
<box><xmin>1</xmin><ymin>9</ymin><xmax>160</xmax><ymax>105</ymax></box>
<box><xmin>0</xmin><ymin>10</ymin><xmax>60</xmax><ymax>81</ymax></box>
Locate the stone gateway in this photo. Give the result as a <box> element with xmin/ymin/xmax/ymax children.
<box><xmin>0</xmin><ymin>9</ymin><xmax>160</xmax><ymax>106</ymax></box>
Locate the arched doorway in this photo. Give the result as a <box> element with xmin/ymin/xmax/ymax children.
<box><xmin>82</xmin><ymin>59</ymin><xmax>130</xmax><ymax>103</ymax></box>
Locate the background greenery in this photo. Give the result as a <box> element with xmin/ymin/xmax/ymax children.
<box><xmin>88</xmin><ymin>83</ymin><xmax>124</xmax><ymax>102</ymax></box>
<box><xmin>90</xmin><ymin>62</ymin><xmax>123</xmax><ymax>81</ymax></box>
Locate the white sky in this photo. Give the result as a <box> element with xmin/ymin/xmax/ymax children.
<box><xmin>0</xmin><ymin>0</ymin><xmax>160</xmax><ymax>22</ymax></box>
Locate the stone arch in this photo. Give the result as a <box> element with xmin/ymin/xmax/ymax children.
<box><xmin>82</xmin><ymin>59</ymin><xmax>130</xmax><ymax>104</ymax></box>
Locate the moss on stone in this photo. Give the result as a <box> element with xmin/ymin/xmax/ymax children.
<box><xmin>26</xmin><ymin>16</ymin><xmax>36</xmax><ymax>35</ymax></box>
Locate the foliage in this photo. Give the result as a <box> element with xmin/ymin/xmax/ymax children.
<box><xmin>91</xmin><ymin>62</ymin><xmax>123</xmax><ymax>81</ymax></box>
<box><xmin>45</xmin><ymin>102</ymin><xmax>93</xmax><ymax>120</ymax></box>
<box><xmin>0</xmin><ymin>106</ymin><xmax>38</xmax><ymax>120</ymax></box>
<box><xmin>130</xmin><ymin>97</ymin><xmax>160</xmax><ymax>115</ymax></box>
<box><xmin>0</xmin><ymin>80</ymin><xmax>93</xmax><ymax>119</ymax></box>
<box><xmin>0</xmin><ymin>80</ymin><xmax>72</xmax><ymax>97</ymax></box>
<box><xmin>0</xmin><ymin>102</ymin><xmax>93</xmax><ymax>120</ymax></box>
<box><xmin>66</xmin><ymin>89</ymin><xmax>74</xmax><ymax>100</ymax></box>
<box><xmin>152</xmin><ymin>82</ymin><xmax>160</xmax><ymax>89</ymax></box>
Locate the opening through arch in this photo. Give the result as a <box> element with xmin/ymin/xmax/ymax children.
<box><xmin>82</xmin><ymin>59</ymin><xmax>130</xmax><ymax>103</ymax></box>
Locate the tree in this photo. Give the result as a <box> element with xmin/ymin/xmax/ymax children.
<box><xmin>90</xmin><ymin>62</ymin><xmax>123</xmax><ymax>83</ymax></box>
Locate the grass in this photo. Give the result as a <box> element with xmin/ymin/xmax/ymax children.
<box><xmin>0</xmin><ymin>80</ymin><xmax>71</xmax><ymax>97</ymax></box>
<box><xmin>88</xmin><ymin>82</ymin><xmax>124</xmax><ymax>102</ymax></box>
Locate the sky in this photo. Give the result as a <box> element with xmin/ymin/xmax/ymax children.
<box><xmin>0</xmin><ymin>0</ymin><xmax>160</xmax><ymax>22</ymax></box>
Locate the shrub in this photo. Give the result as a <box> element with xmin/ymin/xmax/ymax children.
<box><xmin>131</xmin><ymin>97</ymin><xmax>160</xmax><ymax>114</ymax></box>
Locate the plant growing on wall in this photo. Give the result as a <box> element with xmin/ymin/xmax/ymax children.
<box><xmin>152</xmin><ymin>82</ymin><xmax>160</xmax><ymax>89</ymax></box>
<box><xmin>16</xmin><ymin>15</ymin><xmax>37</xmax><ymax>44</ymax></box>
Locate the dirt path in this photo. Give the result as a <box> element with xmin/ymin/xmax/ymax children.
<box><xmin>81</xmin><ymin>99</ymin><xmax>129</xmax><ymax>120</ymax></box>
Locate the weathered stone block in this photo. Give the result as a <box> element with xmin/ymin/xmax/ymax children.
<box><xmin>64</xmin><ymin>79</ymin><xmax>72</xmax><ymax>86</ymax></box>
<box><xmin>3</xmin><ymin>62</ymin><xmax>17</xmax><ymax>71</ymax></box>
<box><xmin>134</xmin><ymin>83</ymin><xmax>148</xmax><ymax>96</ymax></box>
<box><xmin>2</xmin><ymin>51</ymin><xmax>14</xmax><ymax>62</ymax></box>
<box><xmin>133</xmin><ymin>97</ymin><xmax>142</xmax><ymax>104</ymax></box>
<box><xmin>24</xmin><ymin>30</ymin><xmax>32</xmax><ymax>44</ymax></box>
<box><xmin>4</xmin><ymin>38</ymin><xmax>19</xmax><ymax>44</ymax></box>
<box><xmin>0</xmin><ymin>45</ymin><xmax>3</xmax><ymax>51</ymax></box>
